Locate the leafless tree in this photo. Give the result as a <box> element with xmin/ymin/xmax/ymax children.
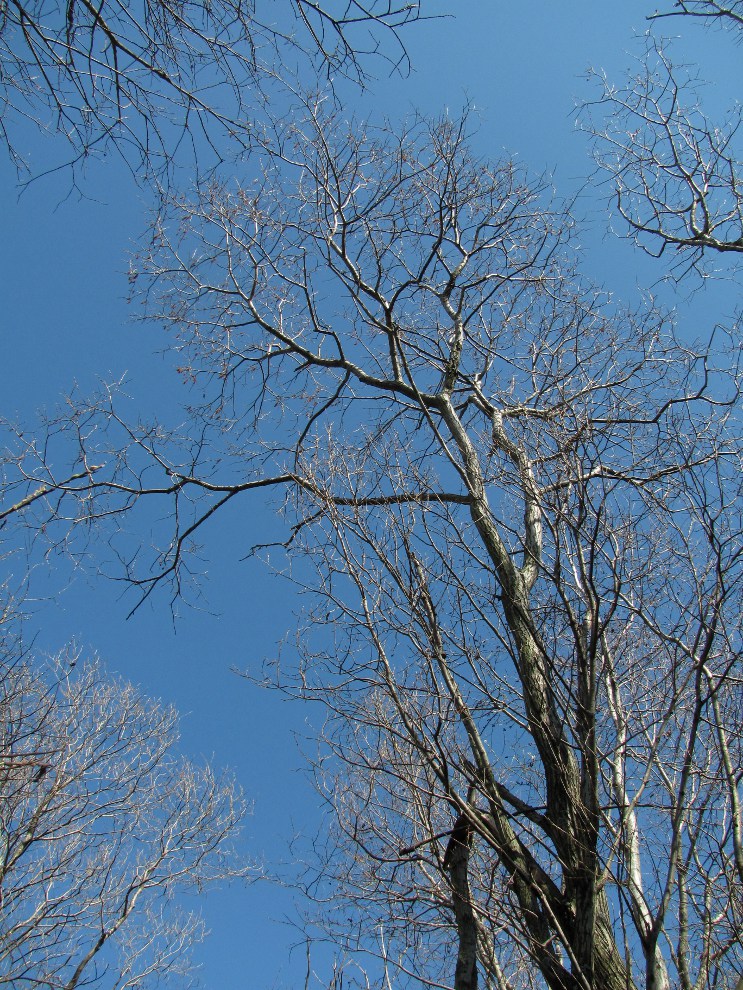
<box><xmin>582</xmin><ymin>2</ymin><xmax>742</xmax><ymax>280</ymax></box>
<box><xmin>1</xmin><ymin>98</ymin><xmax>741</xmax><ymax>990</ymax></box>
<box><xmin>0</xmin><ymin>0</ymin><xmax>423</xmax><ymax>180</ymax></box>
<box><xmin>0</xmin><ymin>649</ymin><xmax>250</xmax><ymax>989</ymax></box>
<box><xmin>647</xmin><ymin>1</ymin><xmax>743</xmax><ymax>28</ymax></box>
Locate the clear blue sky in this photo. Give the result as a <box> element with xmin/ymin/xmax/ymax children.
<box><xmin>0</xmin><ymin>4</ymin><xmax>738</xmax><ymax>987</ymax></box>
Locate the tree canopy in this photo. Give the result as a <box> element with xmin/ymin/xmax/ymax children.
<box><xmin>1</xmin><ymin>3</ymin><xmax>741</xmax><ymax>989</ymax></box>
<box><xmin>0</xmin><ymin>653</ymin><xmax>249</xmax><ymax>988</ymax></box>
<box><xmin>0</xmin><ymin>0</ymin><xmax>422</xmax><ymax>179</ymax></box>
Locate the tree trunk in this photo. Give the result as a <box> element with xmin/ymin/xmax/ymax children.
<box><xmin>447</xmin><ymin>815</ymin><xmax>478</xmax><ymax>990</ymax></box>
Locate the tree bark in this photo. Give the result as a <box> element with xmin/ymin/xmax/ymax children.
<box><xmin>447</xmin><ymin>814</ymin><xmax>478</xmax><ymax>990</ymax></box>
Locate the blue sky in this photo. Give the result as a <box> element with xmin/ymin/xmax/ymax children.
<box><xmin>0</xmin><ymin>3</ymin><xmax>739</xmax><ymax>987</ymax></box>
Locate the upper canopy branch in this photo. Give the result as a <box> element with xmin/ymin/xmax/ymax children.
<box><xmin>647</xmin><ymin>1</ymin><xmax>743</xmax><ymax>29</ymax></box>
<box><xmin>581</xmin><ymin>26</ymin><xmax>742</xmax><ymax>279</ymax></box>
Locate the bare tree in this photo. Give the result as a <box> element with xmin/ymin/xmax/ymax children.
<box><xmin>0</xmin><ymin>0</ymin><xmax>423</xmax><ymax>179</ymax></box>
<box><xmin>3</xmin><ymin>98</ymin><xmax>741</xmax><ymax>990</ymax></box>
<box><xmin>647</xmin><ymin>1</ymin><xmax>743</xmax><ymax>28</ymax></box>
<box><xmin>0</xmin><ymin>649</ymin><xmax>250</xmax><ymax>989</ymax></box>
<box><xmin>582</xmin><ymin>2</ymin><xmax>742</xmax><ymax>279</ymax></box>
